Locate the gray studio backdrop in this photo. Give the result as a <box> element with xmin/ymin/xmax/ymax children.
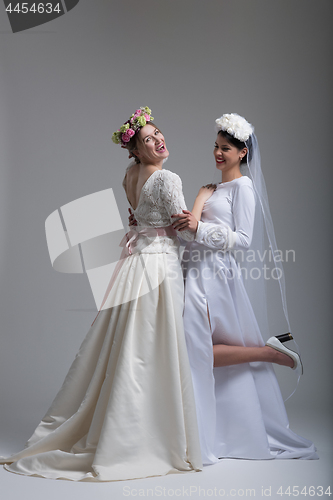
<box><xmin>0</xmin><ymin>0</ymin><xmax>332</xmax><ymax>453</ymax></box>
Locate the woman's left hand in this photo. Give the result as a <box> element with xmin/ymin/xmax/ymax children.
<box><xmin>128</xmin><ymin>208</ymin><xmax>137</xmax><ymax>226</ymax></box>
<box><xmin>196</xmin><ymin>185</ymin><xmax>216</xmax><ymax>202</ymax></box>
<box><xmin>171</xmin><ymin>210</ymin><xmax>198</xmax><ymax>233</ymax></box>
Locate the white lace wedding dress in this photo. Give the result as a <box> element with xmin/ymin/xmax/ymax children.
<box><xmin>0</xmin><ymin>168</ymin><xmax>202</xmax><ymax>481</ymax></box>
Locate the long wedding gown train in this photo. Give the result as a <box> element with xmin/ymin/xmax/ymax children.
<box><xmin>0</xmin><ymin>168</ymin><xmax>203</xmax><ymax>481</ymax></box>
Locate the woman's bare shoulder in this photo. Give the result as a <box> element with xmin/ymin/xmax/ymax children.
<box><xmin>123</xmin><ymin>163</ymin><xmax>138</xmax><ymax>188</ymax></box>
<box><xmin>124</xmin><ymin>163</ymin><xmax>139</xmax><ymax>181</ymax></box>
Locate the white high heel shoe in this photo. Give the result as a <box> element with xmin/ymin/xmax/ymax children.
<box><xmin>265</xmin><ymin>334</ymin><xmax>303</xmax><ymax>377</ymax></box>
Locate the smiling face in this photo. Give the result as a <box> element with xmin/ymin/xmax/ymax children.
<box><xmin>214</xmin><ymin>133</ymin><xmax>247</xmax><ymax>175</ymax></box>
<box><xmin>134</xmin><ymin>124</ymin><xmax>169</xmax><ymax>165</ymax></box>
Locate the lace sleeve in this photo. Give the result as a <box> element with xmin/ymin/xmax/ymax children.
<box><xmin>159</xmin><ymin>170</ymin><xmax>195</xmax><ymax>242</ymax></box>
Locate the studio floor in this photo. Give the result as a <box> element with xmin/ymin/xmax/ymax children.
<box><xmin>0</xmin><ymin>408</ymin><xmax>331</xmax><ymax>500</ymax></box>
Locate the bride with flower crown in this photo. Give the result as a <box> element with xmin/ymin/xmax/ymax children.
<box><xmin>172</xmin><ymin>113</ymin><xmax>318</xmax><ymax>463</ymax></box>
<box><xmin>0</xmin><ymin>107</ymin><xmax>203</xmax><ymax>481</ymax></box>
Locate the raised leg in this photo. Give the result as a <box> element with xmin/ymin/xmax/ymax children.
<box><xmin>213</xmin><ymin>344</ymin><xmax>294</xmax><ymax>368</ymax></box>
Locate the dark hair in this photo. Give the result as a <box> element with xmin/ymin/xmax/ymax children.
<box><xmin>126</xmin><ymin>121</ymin><xmax>161</xmax><ymax>164</ymax></box>
<box><xmin>218</xmin><ymin>129</ymin><xmax>251</xmax><ymax>164</ymax></box>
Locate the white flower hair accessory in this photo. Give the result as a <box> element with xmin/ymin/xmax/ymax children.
<box><xmin>215</xmin><ymin>113</ymin><xmax>254</xmax><ymax>142</ymax></box>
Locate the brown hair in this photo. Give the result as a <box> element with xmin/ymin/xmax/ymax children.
<box><xmin>125</xmin><ymin>122</ymin><xmax>161</xmax><ymax>164</ymax></box>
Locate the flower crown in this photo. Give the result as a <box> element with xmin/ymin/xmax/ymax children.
<box><xmin>215</xmin><ymin>113</ymin><xmax>254</xmax><ymax>142</ymax></box>
<box><xmin>112</xmin><ymin>107</ymin><xmax>154</xmax><ymax>147</ymax></box>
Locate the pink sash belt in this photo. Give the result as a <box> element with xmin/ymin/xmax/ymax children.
<box><xmin>91</xmin><ymin>225</ymin><xmax>177</xmax><ymax>325</ymax></box>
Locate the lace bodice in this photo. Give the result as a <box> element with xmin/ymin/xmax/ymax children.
<box><xmin>124</xmin><ymin>167</ymin><xmax>194</xmax><ymax>254</ymax></box>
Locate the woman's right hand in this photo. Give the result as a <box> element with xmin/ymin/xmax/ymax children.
<box><xmin>171</xmin><ymin>210</ymin><xmax>198</xmax><ymax>233</ymax></box>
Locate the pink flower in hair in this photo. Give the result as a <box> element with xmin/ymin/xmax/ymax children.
<box><xmin>144</xmin><ymin>114</ymin><xmax>150</xmax><ymax>121</ymax></box>
<box><xmin>122</xmin><ymin>132</ymin><xmax>131</xmax><ymax>143</ymax></box>
<box><xmin>127</xmin><ymin>129</ymin><xmax>135</xmax><ymax>138</ymax></box>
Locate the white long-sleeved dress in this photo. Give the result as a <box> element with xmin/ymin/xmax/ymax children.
<box><xmin>0</xmin><ymin>168</ymin><xmax>203</xmax><ymax>481</ymax></box>
<box><xmin>182</xmin><ymin>176</ymin><xmax>318</xmax><ymax>463</ymax></box>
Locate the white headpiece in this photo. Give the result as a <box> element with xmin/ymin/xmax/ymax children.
<box><xmin>215</xmin><ymin>113</ymin><xmax>254</xmax><ymax>142</ymax></box>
